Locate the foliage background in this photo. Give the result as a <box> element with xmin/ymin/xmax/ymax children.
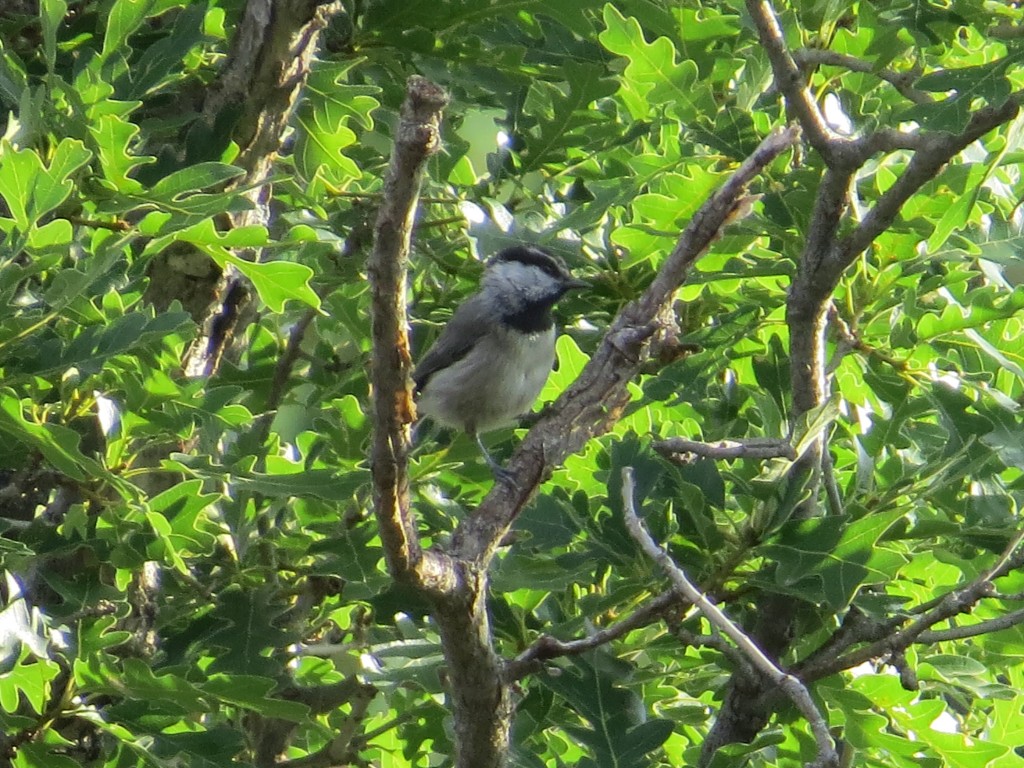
<box><xmin>1</xmin><ymin>0</ymin><xmax>1024</xmax><ymax>766</ymax></box>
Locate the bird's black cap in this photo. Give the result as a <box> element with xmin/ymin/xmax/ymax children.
<box><xmin>489</xmin><ymin>245</ymin><xmax>587</xmax><ymax>288</ymax></box>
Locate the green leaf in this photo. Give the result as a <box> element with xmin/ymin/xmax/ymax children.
<box><xmin>232</xmin><ymin>259</ymin><xmax>320</xmax><ymax>313</ymax></box>
<box><xmin>167</xmin><ymin>454</ymin><xmax>368</xmax><ymax>502</ymax></box>
<box><xmin>618</xmin><ymin>718</ymin><xmax>675</xmax><ymax>764</ymax></box>
<box><xmin>0</xmin><ymin>139</ymin><xmax>86</xmax><ymax>232</ymax></box>
<box><xmin>204</xmin><ymin>585</ymin><xmax>292</xmax><ymax>676</ymax></box>
<box><xmin>540</xmin><ymin>334</ymin><xmax>589</xmax><ymax>400</ymax></box>
<box><xmin>0</xmin><ymin>391</ymin><xmax>107</xmax><ymax>482</ymax></box>
<box><xmin>295</xmin><ymin>63</ymin><xmax>379</xmax><ymax>186</ymax></box>
<box><xmin>1</xmin><ymin>655</ymin><xmax>61</xmax><ymax>715</ymax></box>
<box><xmin>16</xmin><ymin>310</ymin><xmax>193</xmax><ymax>378</ymax></box>
<box><xmin>926</xmin><ymin>164</ymin><xmax>986</xmax><ymax>253</ymax></box>
<box><xmin>199</xmin><ymin>675</ymin><xmax>309</xmax><ymax>721</ymax></box>
<box><xmin>152</xmin><ymin>728</ymin><xmax>247</xmax><ymax>766</ymax></box>
<box><xmin>150</xmin><ymin>220</ymin><xmax>321</xmax><ymax>311</ymax></box>
<box><xmin>599</xmin><ymin>5</ymin><xmax>704</xmax><ymax>122</ymax></box>
<box><xmin>102</xmin><ymin>0</ymin><xmax>153</xmax><ymax>61</ymax></box>
<box><xmin>74</xmin><ymin>655</ymin><xmax>208</xmax><ymax>713</ymax></box>
<box><xmin>917</xmin><ymin>287</ymin><xmax>1024</xmax><ymax>340</ymax></box>
<box><xmin>26</xmin><ymin>219</ymin><xmax>73</xmax><ymax>248</ymax></box>
<box><xmin>123</xmin><ymin>4</ymin><xmax>207</xmax><ymax>99</ymax></box>
<box><xmin>520</xmin><ymin>62</ymin><xmax>617</xmax><ymax>172</ymax></box>
<box><xmin>790</xmin><ymin>394</ymin><xmax>842</xmax><ymax>460</ymax></box>
<box><xmin>902</xmin><ymin>54</ymin><xmax>1020</xmax><ymax>131</ymax></box>
<box><xmin>148</xmin><ymin>479</ymin><xmax>220</xmax><ymax>556</ymax></box>
<box><xmin>148</xmin><ymin>162</ymin><xmax>245</xmax><ymax>201</ymax></box>
<box><xmin>39</xmin><ymin>0</ymin><xmax>67</xmax><ymax>73</ymax></box>
<box><xmin>0</xmin><ymin>49</ymin><xmax>28</xmax><ymax>107</ymax></box>
<box><xmin>0</xmin><ymin>142</ymin><xmax>41</xmax><ymax>230</ymax></box>
<box><xmin>13</xmin><ymin>744</ymin><xmax>82</xmax><ymax>768</ymax></box>
<box><xmin>763</xmin><ymin>508</ymin><xmax>908</xmax><ymax>609</ymax></box>
<box><xmin>90</xmin><ymin>112</ymin><xmax>151</xmax><ymax>193</ymax></box>
<box><xmin>921</xmin><ymin>654</ymin><xmax>988</xmax><ymax>682</ymax></box>
<box><xmin>541</xmin><ymin>654</ymin><xmax>658</xmax><ymax>768</ymax></box>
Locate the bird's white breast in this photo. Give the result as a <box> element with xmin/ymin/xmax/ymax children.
<box><xmin>416</xmin><ymin>324</ymin><xmax>556</xmax><ymax>434</ymax></box>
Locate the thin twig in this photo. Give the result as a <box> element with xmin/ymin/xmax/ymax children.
<box><xmin>792</xmin><ymin>49</ymin><xmax>931</xmax><ymax>105</ymax></box>
<box><xmin>620</xmin><ymin>467</ymin><xmax>838</xmax><ymax>768</ymax></box>
<box><xmin>278</xmin><ymin>683</ymin><xmax>376</xmax><ymax>768</ymax></box>
<box><xmin>982</xmin><ymin>530</ymin><xmax>1024</xmax><ymax>581</ymax></box>
<box><xmin>990</xmin><ymin>23</ymin><xmax>1024</xmax><ymax>39</ymax></box>
<box><xmin>653</xmin><ymin>437</ymin><xmax>796</xmax><ymax>462</ymax></box>
<box><xmin>248</xmin><ymin>308</ymin><xmax>319</xmax><ymax>453</ymax></box>
<box><xmin>268</xmin><ymin>309</ymin><xmax>317</xmax><ymax>408</ymax></box>
<box><xmin>354</xmin><ymin>712</ymin><xmax>416</xmax><ymax>746</ymax></box>
<box><xmin>917</xmin><ymin>606</ymin><xmax>1024</xmax><ymax>643</ymax></box>
<box><xmin>993</xmin><ymin>591</ymin><xmax>1024</xmax><ymax>601</ymax></box>
<box><xmin>675</xmin><ymin>628</ymin><xmax>755</xmax><ymax>675</ymax></box>
<box><xmin>820</xmin><ymin>446</ymin><xmax>843</xmax><ymax>516</ymax></box>
<box><xmin>745</xmin><ymin>0</ymin><xmax>838</xmax><ymax>161</ymax></box>
<box><xmin>504</xmin><ymin>590</ymin><xmax>681</xmax><ymax>681</ymax></box>
<box><xmin>66</xmin><ymin>215</ymin><xmax>131</xmax><ymax>231</ymax></box>
<box><xmin>799</xmin><ymin>531</ymin><xmax>1024</xmax><ymax>680</ymax></box>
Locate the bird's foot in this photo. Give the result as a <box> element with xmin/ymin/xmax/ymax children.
<box><xmin>489</xmin><ymin>462</ymin><xmax>517</xmax><ymax>486</ymax></box>
<box><xmin>474</xmin><ymin>433</ymin><xmax>515</xmax><ymax>486</ymax></box>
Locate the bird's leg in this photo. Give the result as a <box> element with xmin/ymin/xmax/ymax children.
<box><xmin>473</xmin><ymin>431</ymin><xmax>515</xmax><ymax>485</ymax></box>
<box><xmin>410</xmin><ymin>418</ymin><xmax>426</xmax><ymax>446</ymax></box>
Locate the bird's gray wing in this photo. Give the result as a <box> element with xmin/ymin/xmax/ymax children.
<box><xmin>412</xmin><ymin>294</ymin><xmax>495</xmax><ymax>391</ymax></box>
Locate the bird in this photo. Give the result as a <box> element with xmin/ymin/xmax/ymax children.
<box><xmin>413</xmin><ymin>244</ymin><xmax>587</xmax><ymax>480</ymax></box>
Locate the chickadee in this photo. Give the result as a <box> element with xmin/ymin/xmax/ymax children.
<box><xmin>413</xmin><ymin>245</ymin><xmax>587</xmax><ymax>479</ymax></box>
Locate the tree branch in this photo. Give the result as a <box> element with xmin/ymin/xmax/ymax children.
<box><xmin>621</xmin><ymin>468</ymin><xmax>838</xmax><ymax>768</ymax></box>
<box><xmin>276</xmin><ymin>682</ymin><xmax>376</xmax><ymax>768</ymax></box>
<box><xmin>368</xmin><ymin>76</ymin><xmax>453</xmax><ymax>595</ymax></box>
<box><xmin>450</xmin><ymin>125</ymin><xmax>801</xmax><ymax>566</ymax></box>
<box><xmin>797</xmin><ymin>531</ymin><xmax>1024</xmax><ymax>681</ymax></box>
<box><xmin>835</xmin><ymin>98</ymin><xmax>1021</xmax><ymax>272</ymax></box>
<box><xmin>792</xmin><ymin>49</ymin><xmax>931</xmax><ymax>105</ymax></box>
<box><xmin>366</xmin><ymin>76</ymin><xmax>513</xmax><ymax>768</ymax></box>
<box><xmin>427</xmin><ymin>564</ymin><xmax>514</xmax><ymax>768</ymax></box>
<box><xmin>989</xmin><ymin>22</ymin><xmax>1024</xmax><ymax>39</ymax></box>
<box><xmin>504</xmin><ymin>590</ymin><xmax>681</xmax><ymax>682</ymax></box>
<box><xmin>745</xmin><ymin>0</ymin><xmax>842</xmax><ymax>163</ymax></box>
<box><xmin>425</xmin><ymin>123</ymin><xmax>797</xmax><ymax>768</ymax></box>
<box><xmin>653</xmin><ymin>437</ymin><xmax>796</xmax><ymax>462</ymax></box>
<box><xmin>715</xmin><ymin>12</ymin><xmax>1023</xmax><ymax>754</ymax></box>
<box><xmin>916</xmin><ymin>606</ymin><xmax>1024</xmax><ymax>643</ymax></box>
<box><xmin>171</xmin><ymin>0</ymin><xmax>343</xmax><ymax>377</ymax></box>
